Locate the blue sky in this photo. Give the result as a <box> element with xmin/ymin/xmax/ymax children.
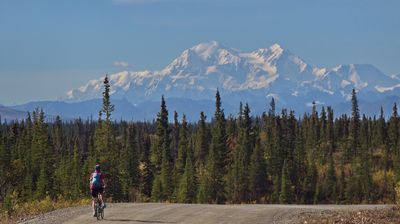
<box><xmin>0</xmin><ymin>0</ymin><xmax>399</xmax><ymax>105</ymax></box>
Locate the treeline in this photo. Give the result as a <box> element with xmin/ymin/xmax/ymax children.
<box><xmin>1</xmin><ymin>77</ymin><xmax>400</xmax><ymax>208</ymax></box>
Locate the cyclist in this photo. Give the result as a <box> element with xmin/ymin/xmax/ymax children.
<box><xmin>89</xmin><ymin>164</ymin><xmax>106</xmax><ymax>217</ymax></box>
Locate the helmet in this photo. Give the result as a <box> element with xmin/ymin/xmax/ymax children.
<box><xmin>95</xmin><ymin>164</ymin><xmax>101</xmax><ymax>171</ymax></box>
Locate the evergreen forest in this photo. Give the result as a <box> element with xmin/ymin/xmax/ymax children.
<box><xmin>2</xmin><ymin>76</ymin><xmax>400</xmax><ymax>208</ymax></box>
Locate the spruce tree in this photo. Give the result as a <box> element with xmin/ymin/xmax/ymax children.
<box><xmin>151</xmin><ymin>175</ymin><xmax>162</xmax><ymax>201</ymax></box>
<box><xmin>349</xmin><ymin>89</ymin><xmax>360</xmax><ymax>158</ymax></box>
<box><xmin>31</xmin><ymin>109</ymin><xmax>47</xmax><ymax>179</ymax></box>
<box><xmin>126</xmin><ymin>124</ymin><xmax>139</xmax><ymax>197</ymax></box>
<box><xmin>93</xmin><ymin>75</ymin><xmax>121</xmax><ymax>200</ymax></box>
<box><xmin>174</xmin><ymin>115</ymin><xmax>188</xmax><ymax>190</ymax></box>
<box><xmin>279</xmin><ymin>159</ymin><xmax>293</xmax><ymax>204</ymax></box>
<box><xmin>172</xmin><ymin>111</ymin><xmax>180</xmax><ymax>160</ymax></box>
<box><xmin>374</xmin><ymin>107</ymin><xmax>386</xmax><ymax>147</ymax></box>
<box><xmin>359</xmin><ymin>118</ymin><xmax>373</xmax><ymax>202</ymax></box>
<box><xmin>119</xmin><ymin>125</ymin><xmax>133</xmax><ymax>201</ymax></box>
<box><xmin>93</xmin><ymin>76</ymin><xmax>116</xmax><ymax>163</ymax></box>
<box><xmin>270</xmin><ymin>117</ymin><xmax>283</xmax><ymax>203</ymax></box>
<box><xmin>177</xmin><ymin>140</ymin><xmax>196</xmax><ymax>203</ymax></box>
<box><xmin>52</xmin><ymin>116</ymin><xmax>63</xmax><ymax>157</ymax></box>
<box><xmin>326</xmin><ymin>107</ymin><xmax>335</xmax><ymax>155</ymax></box>
<box><xmin>160</xmin><ymin>148</ymin><xmax>172</xmax><ymax>200</ymax></box>
<box><xmin>196</xmin><ymin>164</ymin><xmax>209</xmax><ymax>203</ymax></box>
<box><xmin>293</xmin><ymin>123</ymin><xmax>306</xmax><ymax>202</ymax></box>
<box><xmin>272</xmin><ymin>174</ymin><xmax>281</xmax><ymax>203</ymax></box>
<box><xmin>337</xmin><ymin>164</ymin><xmax>346</xmax><ymax>203</ymax></box>
<box><xmin>31</xmin><ymin>109</ymin><xmax>52</xmax><ymax>199</ymax></box>
<box><xmin>227</xmin><ymin>135</ymin><xmax>246</xmax><ymax>203</ymax></box>
<box><xmin>242</xmin><ymin>104</ymin><xmax>253</xmax><ymax>166</ymax></box>
<box><xmin>325</xmin><ymin>156</ymin><xmax>337</xmax><ymax>203</ymax></box>
<box><xmin>151</xmin><ymin>96</ymin><xmax>172</xmax><ymax>201</ymax></box>
<box><xmin>346</xmin><ymin>159</ymin><xmax>361</xmax><ymax>203</ymax></box>
<box><xmin>204</xmin><ymin>90</ymin><xmax>227</xmax><ymax>203</ymax></box>
<box><xmin>72</xmin><ymin>141</ymin><xmax>82</xmax><ymax>199</ymax></box>
<box><xmin>227</xmin><ymin>103</ymin><xmax>252</xmax><ymax>203</ymax></box>
<box><xmin>268</xmin><ymin>97</ymin><xmax>276</xmax><ymax>117</ymax></box>
<box><xmin>0</xmin><ymin>129</ymin><xmax>11</xmax><ymax>200</ymax></box>
<box><xmin>35</xmin><ymin>162</ymin><xmax>49</xmax><ymax>199</ymax></box>
<box><xmin>303</xmin><ymin>159</ymin><xmax>318</xmax><ymax>204</ymax></box>
<box><xmin>195</xmin><ymin>112</ymin><xmax>209</xmax><ymax>167</ymax></box>
<box><xmin>102</xmin><ymin>75</ymin><xmax>114</xmax><ymax>121</ymax></box>
<box><xmin>249</xmin><ymin>136</ymin><xmax>267</xmax><ymax>202</ymax></box>
<box><xmin>139</xmin><ymin>134</ymin><xmax>153</xmax><ymax>199</ymax></box>
<box><xmin>150</xmin><ymin>96</ymin><xmax>169</xmax><ymax>172</ymax></box>
<box><xmin>305</xmin><ymin>102</ymin><xmax>319</xmax><ymax>160</ymax></box>
<box><xmin>389</xmin><ymin>104</ymin><xmax>400</xmax><ymax>180</ymax></box>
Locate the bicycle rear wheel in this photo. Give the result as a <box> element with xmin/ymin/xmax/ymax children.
<box><xmin>100</xmin><ymin>207</ymin><xmax>104</xmax><ymax>219</ymax></box>
<box><xmin>96</xmin><ymin>201</ymin><xmax>102</xmax><ymax>220</ymax></box>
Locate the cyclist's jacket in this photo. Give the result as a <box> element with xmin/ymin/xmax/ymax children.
<box><xmin>90</xmin><ymin>170</ymin><xmax>105</xmax><ymax>190</ymax></box>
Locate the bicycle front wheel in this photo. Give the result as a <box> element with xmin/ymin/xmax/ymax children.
<box><xmin>96</xmin><ymin>203</ymin><xmax>102</xmax><ymax>220</ymax></box>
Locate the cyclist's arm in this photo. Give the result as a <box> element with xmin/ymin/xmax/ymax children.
<box><xmin>89</xmin><ymin>173</ymin><xmax>94</xmax><ymax>188</ymax></box>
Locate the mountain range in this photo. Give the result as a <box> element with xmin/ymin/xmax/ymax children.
<box><xmin>4</xmin><ymin>41</ymin><xmax>400</xmax><ymax>121</ymax></box>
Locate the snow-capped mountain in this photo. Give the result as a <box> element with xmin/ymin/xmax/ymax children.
<box><xmin>63</xmin><ymin>41</ymin><xmax>400</xmax><ymax>115</ymax></box>
<box><xmin>6</xmin><ymin>41</ymin><xmax>399</xmax><ymax>122</ymax></box>
<box><xmin>65</xmin><ymin>41</ymin><xmax>316</xmax><ymax>103</ymax></box>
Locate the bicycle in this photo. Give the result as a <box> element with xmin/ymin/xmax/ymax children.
<box><xmin>94</xmin><ymin>193</ymin><xmax>104</xmax><ymax>220</ymax></box>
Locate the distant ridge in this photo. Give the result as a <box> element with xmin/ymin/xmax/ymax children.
<box><xmin>0</xmin><ymin>105</ymin><xmax>28</xmax><ymax>121</ymax></box>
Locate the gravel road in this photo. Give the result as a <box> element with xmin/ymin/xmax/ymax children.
<box><xmin>21</xmin><ymin>203</ymin><xmax>390</xmax><ymax>224</ymax></box>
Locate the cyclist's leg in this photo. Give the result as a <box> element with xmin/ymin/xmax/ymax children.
<box><xmin>99</xmin><ymin>187</ymin><xmax>105</xmax><ymax>208</ymax></box>
<box><xmin>91</xmin><ymin>189</ymin><xmax>97</xmax><ymax>216</ymax></box>
<box><xmin>98</xmin><ymin>193</ymin><xmax>103</xmax><ymax>204</ymax></box>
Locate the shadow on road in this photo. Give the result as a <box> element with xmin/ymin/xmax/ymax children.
<box><xmin>105</xmin><ymin>218</ymin><xmax>174</xmax><ymax>223</ymax></box>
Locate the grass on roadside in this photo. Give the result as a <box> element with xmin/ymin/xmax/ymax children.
<box><xmin>0</xmin><ymin>195</ymin><xmax>90</xmax><ymax>223</ymax></box>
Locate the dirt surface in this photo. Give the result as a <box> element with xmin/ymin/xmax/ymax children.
<box><xmin>20</xmin><ymin>203</ymin><xmax>391</xmax><ymax>224</ymax></box>
<box><xmin>296</xmin><ymin>205</ymin><xmax>400</xmax><ymax>224</ymax></box>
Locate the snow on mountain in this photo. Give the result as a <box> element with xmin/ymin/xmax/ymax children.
<box><xmin>391</xmin><ymin>73</ymin><xmax>400</xmax><ymax>80</ymax></box>
<box><xmin>62</xmin><ymin>41</ymin><xmax>399</xmax><ymax>116</ymax></box>
<box><xmin>377</xmin><ymin>74</ymin><xmax>400</xmax><ymax>93</ymax></box>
